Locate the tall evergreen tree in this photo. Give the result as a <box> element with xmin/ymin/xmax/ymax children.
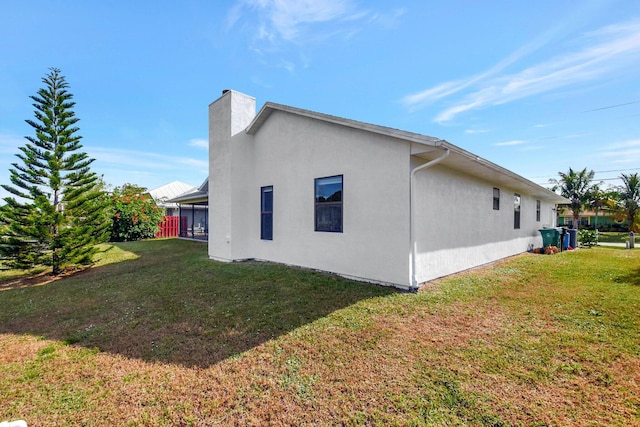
<box><xmin>0</xmin><ymin>68</ymin><xmax>109</xmax><ymax>274</ymax></box>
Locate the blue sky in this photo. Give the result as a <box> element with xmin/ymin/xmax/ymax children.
<box><xmin>1</xmin><ymin>0</ymin><xmax>639</xmax><ymax>200</ymax></box>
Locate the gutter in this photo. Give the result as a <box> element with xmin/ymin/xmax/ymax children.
<box><xmin>409</xmin><ymin>147</ymin><xmax>450</xmax><ymax>291</ymax></box>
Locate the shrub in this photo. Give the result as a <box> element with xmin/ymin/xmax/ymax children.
<box><xmin>110</xmin><ymin>184</ymin><xmax>164</xmax><ymax>241</ymax></box>
<box><xmin>578</xmin><ymin>229</ymin><xmax>598</xmax><ymax>248</ymax></box>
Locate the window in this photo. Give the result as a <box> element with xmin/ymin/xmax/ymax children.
<box><xmin>315</xmin><ymin>175</ymin><xmax>343</xmax><ymax>232</ymax></box>
<box><xmin>514</xmin><ymin>193</ymin><xmax>521</xmax><ymax>229</ymax></box>
<box><xmin>493</xmin><ymin>188</ymin><xmax>500</xmax><ymax>210</ymax></box>
<box><xmin>536</xmin><ymin>200</ymin><xmax>541</xmax><ymax>222</ymax></box>
<box><xmin>261</xmin><ymin>186</ymin><xmax>273</xmax><ymax>240</ymax></box>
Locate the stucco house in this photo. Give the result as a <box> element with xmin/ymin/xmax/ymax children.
<box><xmin>201</xmin><ymin>89</ymin><xmax>567</xmax><ymax>291</ymax></box>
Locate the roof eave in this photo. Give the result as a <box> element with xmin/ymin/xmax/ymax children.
<box><xmin>246</xmin><ymin>102</ymin><xmax>442</xmax><ymax>147</ymax></box>
<box><xmin>245</xmin><ymin>102</ymin><xmax>567</xmax><ymax>204</ymax></box>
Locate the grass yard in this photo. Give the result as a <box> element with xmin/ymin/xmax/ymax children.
<box><xmin>0</xmin><ymin>240</ymin><xmax>638</xmax><ymax>426</ymax></box>
<box><xmin>598</xmin><ymin>231</ymin><xmax>638</xmax><ymax>244</ymax></box>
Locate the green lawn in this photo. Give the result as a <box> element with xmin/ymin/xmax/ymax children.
<box><xmin>598</xmin><ymin>231</ymin><xmax>638</xmax><ymax>244</ymax></box>
<box><xmin>0</xmin><ymin>240</ymin><xmax>638</xmax><ymax>426</ymax></box>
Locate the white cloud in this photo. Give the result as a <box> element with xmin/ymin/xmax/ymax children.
<box><xmin>0</xmin><ymin>133</ymin><xmax>22</xmax><ymax>154</ymax></box>
<box><xmin>269</xmin><ymin>0</ymin><xmax>352</xmax><ymax>40</ymax></box>
<box><xmin>401</xmin><ymin>22</ymin><xmax>562</xmax><ymax>111</ymax></box>
<box><xmin>464</xmin><ymin>129</ymin><xmax>490</xmax><ymax>134</ymax></box>
<box><xmin>89</xmin><ymin>147</ymin><xmax>207</xmax><ymax>172</ymax></box>
<box><xmin>175</xmin><ymin>157</ymin><xmax>209</xmax><ymax>170</ymax></box>
<box><xmin>367</xmin><ymin>8</ymin><xmax>405</xmax><ymax>29</ymax></box>
<box><xmin>228</xmin><ymin>0</ymin><xmax>403</xmax><ymax>48</ymax></box>
<box><xmin>602</xmin><ymin>149</ymin><xmax>640</xmax><ymax>157</ymax></box>
<box><xmin>607</xmin><ymin>139</ymin><xmax>640</xmax><ymax>149</ymax></box>
<box><xmin>599</xmin><ymin>139</ymin><xmax>640</xmax><ymax>164</ymax></box>
<box><xmin>494</xmin><ymin>140</ymin><xmax>527</xmax><ymax>146</ymax></box>
<box><xmin>401</xmin><ymin>81</ymin><xmax>466</xmax><ymax>111</ymax></box>
<box><xmin>602</xmin><ymin>149</ymin><xmax>640</xmax><ymax>159</ymax></box>
<box><xmin>188</xmin><ymin>138</ymin><xmax>208</xmax><ymax>149</ymax></box>
<box><xmin>0</xmin><ymin>134</ymin><xmax>23</xmax><ymax>194</ymax></box>
<box><xmin>226</xmin><ymin>3</ymin><xmax>244</xmax><ymax>30</ymax></box>
<box><xmin>85</xmin><ymin>147</ymin><xmax>208</xmax><ymax>190</ymax></box>
<box><xmin>280</xmin><ymin>58</ymin><xmax>295</xmax><ymax>72</ymax></box>
<box><xmin>0</xmin><ymin>140</ymin><xmax>209</xmax><ymax>199</ymax></box>
<box><xmin>232</xmin><ymin>0</ymin><xmax>358</xmax><ymax>42</ymax></box>
<box><xmin>227</xmin><ymin>1</ymin><xmax>403</xmax><ymax>74</ymax></box>
<box><xmin>403</xmin><ymin>18</ymin><xmax>640</xmax><ymax>123</ymax></box>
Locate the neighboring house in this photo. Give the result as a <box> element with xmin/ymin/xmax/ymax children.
<box><xmin>557</xmin><ymin>209</ymin><xmax>626</xmax><ymax>230</ymax></box>
<box><xmin>150</xmin><ymin>181</ymin><xmax>197</xmax><ymax>215</ymax></box>
<box><xmin>167</xmin><ymin>178</ymin><xmax>209</xmax><ymax>240</ymax></box>
<box><xmin>201</xmin><ymin>90</ymin><xmax>567</xmax><ymax>290</ymax></box>
<box><xmin>151</xmin><ymin>180</ymin><xmax>208</xmax><ymax>239</ymax></box>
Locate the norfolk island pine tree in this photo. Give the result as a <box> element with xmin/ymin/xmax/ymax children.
<box><xmin>0</xmin><ymin>68</ymin><xmax>110</xmax><ymax>275</ymax></box>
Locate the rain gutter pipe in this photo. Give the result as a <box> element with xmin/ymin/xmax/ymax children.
<box><xmin>409</xmin><ymin>147</ymin><xmax>450</xmax><ymax>291</ymax></box>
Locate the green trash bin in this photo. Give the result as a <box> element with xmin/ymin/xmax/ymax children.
<box><xmin>539</xmin><ymin>228</ymin><xmax>560</xmax><ymax>248</ymax></box>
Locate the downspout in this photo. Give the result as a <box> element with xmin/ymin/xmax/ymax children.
<box><xmin>409</xmin><ymin>147</ymin><xmax>450</xmax><ymax>291</ymax></box>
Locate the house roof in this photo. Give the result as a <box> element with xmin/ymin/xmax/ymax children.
<box><xmin>246</xmin><ymin>102</ymin><xmax>569</xmax><ymax>204</ymax></box>
<box><xmin>166</xmin><ymin>177</ymin><xmax>208</xmax><ymax>204</ymax></box>
<box><xmin>149</xmin><ymin>181</ymin><xmax>197</xmax><ymax>208</ymax></box>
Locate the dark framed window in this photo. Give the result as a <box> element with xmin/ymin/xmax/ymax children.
<box><xmin>493</xmin><ymin>188</ymin><xmax>500</xmax><ymax>210</ymax></box>
<box><xmin>261</xmin><ymin>186</ymin><xmax>273</xmax><ymax>240</ymax></box>
<box><xmin>315</xmin><ymin>175</ymin><xmax>343</xmax><ymax>232</ymax></box>
<box><xmin>514</xmin><ymin>193</ymin><xmax>521</xmax><ymax>229</ymax></box>
<box><xmin>536</xmin><ymin>200</ymin><xmax>541</xmax><ymax>222</ymax></box>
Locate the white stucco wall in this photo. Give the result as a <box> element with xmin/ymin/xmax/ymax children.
<box><xmin>224</xmin><ymin>110</ymin><xmax>412</xmax><ymax>287</ymax></box>
<box><xmin>412</xmin><ymin>163</ymin><xmax>555</xmax><ymax>283</ymax></box>
<box><xmin>207</xmin><ymin>91</ymin><xmax>562</xmax><ymax>290</ymax></box>
<box><xmin>208</xmin><ymin>91</ymin><xmax>256</xmax><ymax>261</ymax></box>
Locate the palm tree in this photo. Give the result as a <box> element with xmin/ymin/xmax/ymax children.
<box><xmin>618</xmin><ymin>173</ymin><xmax>640</xmax><ymax>232</ymax></box>
<box><xmin>588</xmin><ymin>184</ymin><xmax>617</xmax><ymax>231</ymax></box>
<box><xmin>550</xmin><ymin>167</ymin><xmax>595</xmax><ymax>229</ymax></box>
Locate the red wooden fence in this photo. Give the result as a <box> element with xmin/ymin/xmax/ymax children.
<box><xmin>156</xmin><ymin>215</ymin><xmax>180</xmax><ymax>238</ymax></box>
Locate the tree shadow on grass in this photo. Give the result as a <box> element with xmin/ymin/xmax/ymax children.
<box><xmin>0</xmin><ymin>239</ymin><xmax>397</xmax><ymax>368</ymax></box>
